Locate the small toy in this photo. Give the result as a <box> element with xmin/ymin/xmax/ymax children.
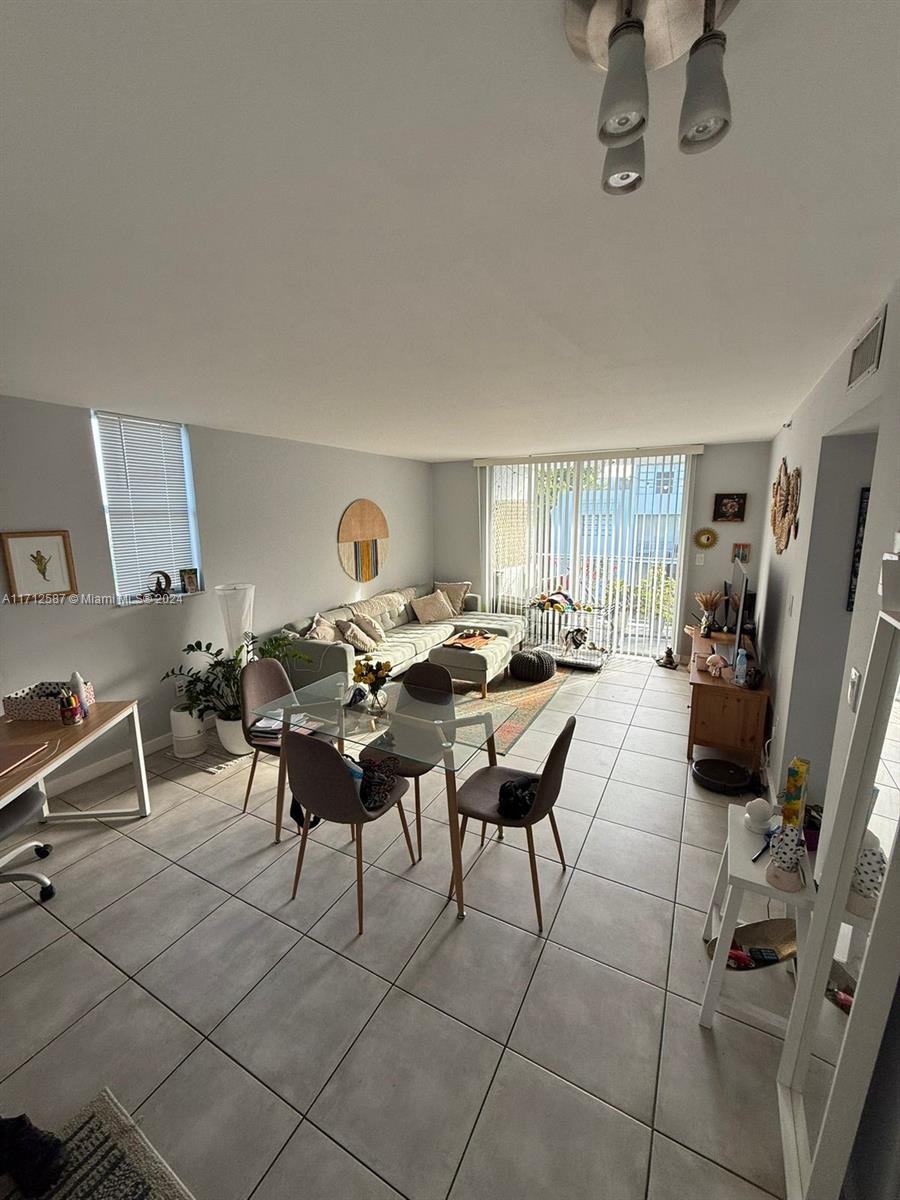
<box><xmin>655</xmin><ymin>646</ymin><xmax>678</xmax><ymax>670</ymax></box>
<box><xmin>706</xmin><ymin>653</ymin><xmax>728</xmax><ymax>677</ymax></box>
<box><xmin>744</xmin><ymin>796</ymin><xmax>774</xmax><ymax>834</ymax></box>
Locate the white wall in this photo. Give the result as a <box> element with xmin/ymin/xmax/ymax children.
<box><xmin>755</xmin><ymin>279</ymin><xmax>900</xmax><ymax>824</ymax></box>
<box><xmin>433</xmin><ymin>461</ymin><xmax>482</xmax><ymax>594</ymax></box>
<box><xmin>679</xmin><ymin>442</ymin><xmax>772</xmax><ymax>657</ymax></box>
<box><xmin>0</xmin><ymin>395</ymin><xmax>434</xmax><ymax>772</ymax></box>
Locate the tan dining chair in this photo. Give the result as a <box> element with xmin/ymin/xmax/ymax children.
<box><xmin>360</xmin><ymin>661</ymin><xmax>453</xmax><ymax>861</ymax></box>
<box><xmin>284</xmin><ymin>730</ymin><xmax>415</xmax><ymax>934</ymax></box>
<box><xmin>451</xmin><ymin>716</ymin><xmax>576</xmax><ymax>931</ymax></box>
<box><xmin>239</xmin><ymin>657</ymin><xmax>293</xmax><ymax>813</ymax></box>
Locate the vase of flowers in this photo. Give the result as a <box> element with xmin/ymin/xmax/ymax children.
<box><xmin>353</xmin><ymin>656</ymin><xmax>392</xmax><ymax>712</ymax></box>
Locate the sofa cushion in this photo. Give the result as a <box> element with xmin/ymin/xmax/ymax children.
<box><xmin>353</xmin><ymin>612</ymin><xmax>386</xmax><ymax>642</ymax></box>
<box><xmin>336</xmin><ymin>619</ymin><xmax>379</xmax><ymax>653</ymax></box>
<box><xmin>412</xmin><ymin>590</ymin><xmax>455</xmax><ymax>624</ymax></box>
<box><xmin>435</xmin><ymin>581</ymin><xmax>472</xmax><ymax>615</ymax></box>
<box><xmin>305</xmin><ymin>612</ymin><xmax>339</xmax><ymax>642</ymax></box>
<box><xmin>379</xmin><ymin>622</ymin><xmax>455</xmax><ymax>663</ymax></box>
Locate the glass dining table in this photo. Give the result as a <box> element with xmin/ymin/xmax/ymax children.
<box><xmin>252</xmin><ymin>672</ymin><xmax>517</xmax><ymax>919</ymax></box>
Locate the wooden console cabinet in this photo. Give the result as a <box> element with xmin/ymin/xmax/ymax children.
<box><xmin>686</xmin><ymin>629</ymin><xmax>769</xmax><ymax>771</ymax></box>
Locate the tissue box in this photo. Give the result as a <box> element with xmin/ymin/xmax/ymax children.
<box><xmin>3</xmin><ymin>681</ymin><xmax>96</xmax><ymax>721</ymax></box>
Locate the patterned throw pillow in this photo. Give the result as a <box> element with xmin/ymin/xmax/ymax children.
<box><xmin>305</xmin><ymin>612</ymin><xmax>338</xmax><ymax>642</ymax></box>
<box><xmin>434</xmin><ymin>581</ymin><xmax>472</xmax><ymax>615</ymax></box>
<box><xmin>336</xmin><ymin>619</ymin><xmax>378</xmax><ymax>653</ymax></box>
<box><xmin>411</xmin><ymin>590</ymin><xmax>454</xmax><ymax>624</ymax></box>
<box><xmin>352</xmin><ymin>612</ymin><xmax>386</xmax><ymax>643</ymax></box>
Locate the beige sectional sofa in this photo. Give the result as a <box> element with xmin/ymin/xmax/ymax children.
<box><xmin>283</xmin><ymin>583</ymin><xmax>525</xmax><ymax>694</ymax></box>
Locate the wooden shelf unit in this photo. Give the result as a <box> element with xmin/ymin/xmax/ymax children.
<box><xmin>685</xmin><ymin>628</ymin><xmax>769</xmax><ymax>771</ymax></box>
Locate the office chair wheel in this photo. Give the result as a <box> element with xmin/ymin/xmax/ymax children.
<box><xmin>35</xmin><ymin>843</ymin><xmax>52</xmax><ymax>859</ymax></box>
<box><xmin>39</xmin><ymin>884</ymin><xmax>56</xmax><ymax>902</ymax></box>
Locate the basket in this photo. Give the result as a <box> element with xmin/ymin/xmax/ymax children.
<box><xmin>3</xmin><ymin>680</ymin><xmax>96</xmax><ymax>721</ymax></box>
<box><xmin>705</xmin><ymin>917</ymin><xmax>797</xmax><ymax>970</ymax></box>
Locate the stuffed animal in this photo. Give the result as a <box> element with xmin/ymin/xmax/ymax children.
<box><xmin>706</xmin><ymin>653</ymin><xmax>728</xmax><ymax>677</ymax></box>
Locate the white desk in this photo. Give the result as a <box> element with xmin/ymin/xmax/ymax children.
<box><xmin>700</xmin><ymin>805</ymin><xmax>816</xmax><ymax>1031</ymax></box>
<box><xmin>0</xmin><ymin>700</ymin><xmax>151</xmax><ymax>822</ymax></box>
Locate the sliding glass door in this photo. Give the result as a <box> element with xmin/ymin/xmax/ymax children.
<box><xmin>483</xmin><ymin>451</ymin><xmax>690</xmax><ymax>657</ymax></box>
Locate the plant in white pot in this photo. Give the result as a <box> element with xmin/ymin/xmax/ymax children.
<box><xmin>163</xmin><ymin>634</ymin><xmax>308</xmax><ymax>757</ymax></box>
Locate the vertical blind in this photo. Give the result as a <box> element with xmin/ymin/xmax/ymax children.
<box><xmin>92</xmin><ymin>411</ymin><xmax>202</xmax><ymax>600</ymax></box>
<box><xmin>483</xmin><ymin>452</ymin><xmax>689</xmax><ymax>657</ymax></box>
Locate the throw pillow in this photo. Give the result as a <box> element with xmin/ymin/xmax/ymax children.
<box><xmin>352</xmin><ymin>612</ymin><xmax>386</xmax><ymax>643</ymax></box>
<box><xmin>305</xmin><ymin>612</ymin><xmax>338</xmax><ymax>642</ymax></box>
<box><xmin>411</xmin><ymin>589</ymin><xmax>455</xmax><ymax>624</ymax></box>
<box><xmin>435</xmin><ymin>581</ymin><xmax>472</xmax><ymax>615</ymax></box>
<box><xmin>336</xmin><ymin>619</ymin><xmax>378</xmax><ymax>653</ymax></box>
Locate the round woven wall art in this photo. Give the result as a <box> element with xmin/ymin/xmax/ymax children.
<box><xmin>338</xmin><ymin>499</ymin><xmax>389</xmax><ymax>582</ymax></box>
<box><xmin>771</xmin><ymin>458</ymin><xmax>801</xmax><ymax>554</ymax></box>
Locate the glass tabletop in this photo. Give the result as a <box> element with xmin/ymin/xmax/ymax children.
<box><xmin>251</xmin><ymin>672</ymin><xmax>518</xmax><ymax>774</ymax></box>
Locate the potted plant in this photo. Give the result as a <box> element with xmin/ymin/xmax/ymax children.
<box><xmin>163</xmin><ymin>633</ymin><xmax>308</xmax><ymax>756</ymax></box>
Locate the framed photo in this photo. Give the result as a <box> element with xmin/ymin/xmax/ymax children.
<box><xmin>732</xmin><ymin>542</ymin><xmax>751</xmax><ymax>564</ymax></box>
<box><xmin>1</xmin><ymin>530</ymin><xmax>77</xmax><ymax>600</ymax></box>
<box><xmin>179</xmin><ymin>567</ymin><xmax>200</xmax><ymax>594</ymax></box>
<box><xmin>713</xmin><ymin>492</ymin><xmax>747</xmax><ymax>522</ymax></box>
<box><xmin>846</xmin><ymin>487</ymin><xmax>870</xmax><ymax>612</ymax></box>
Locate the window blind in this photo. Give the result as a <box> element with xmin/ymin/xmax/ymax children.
<box><xmin>481</xmin><ymin>452</ymin><xmax>690</xmax><ymax>657</ymax></box>
<box><xmin>92</xmin><ymin>411</ymin><xmax>202</xmax><ymax>600</ymax></box>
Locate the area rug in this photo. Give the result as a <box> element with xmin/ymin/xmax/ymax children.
<box><xmin>6</xmin><ymin>1089</ymin><xmax>196</xmax><ymax>1200</ymax></box>
<box><xmin>451</xmin><ymin>666</ymin><xmax>578</xmax><ymax>754</ymax></box>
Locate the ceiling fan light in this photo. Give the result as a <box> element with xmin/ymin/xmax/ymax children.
<box><xmin>602</xmin><ymin>136</ymin><xmax>645</xmax><ymax>195</ymax></box>
<box><xmin>679</xmin><ymin>30</ymin><xmax>731</xmax><ymax>153</ymax></box>
<box><xmin>597</xmin><ymin>19</ymin><xmax>649</xmax><ymax>148</ymax></box>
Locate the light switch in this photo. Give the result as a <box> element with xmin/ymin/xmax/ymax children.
<box><xmin>695</xmin><ymin>553</ymin><xmax>705</xmax><ymax>565</ymax></box>
<box><xmin>848</xmin><ymin>668</ymin><xmax>861</xmax><ymax>712</ymax></box>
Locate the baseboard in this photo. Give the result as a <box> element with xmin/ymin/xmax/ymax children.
<box><xmin>45</xmin><ymin>713</ymin><xmax>217</xmax><ymax>797</ymax></box>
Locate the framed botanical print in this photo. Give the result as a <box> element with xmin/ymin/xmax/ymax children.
<box><xmin>1</xmin><ymin>530</ymin><xmax>77</xmax><ymax>600</ymax></box>
<box><xmin>713</xmin><ymin>492</ymin><xmax>747</xmax><ymax>522</ymax></box>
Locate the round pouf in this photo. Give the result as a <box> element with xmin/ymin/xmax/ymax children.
<box><xmin>510</xmin><ymin>649</ymin><xmax>556</xmax><ymax>683</ymax></box>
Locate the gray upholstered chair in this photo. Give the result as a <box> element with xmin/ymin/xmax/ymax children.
<box><xmin>0</xmin><ymin>785</ymin><xmax>55</xmax><ymax>900</ymax></box>
<box><xmin>452</xmin><ymin>716</ymin><xmax>576</xmax><ymax>931</ymax></box>
<box><xmin>239</xmin><ymin>658</ymin><xmax>293</xmax><ymax>814</ymax></box>
<box><xmin>360</xmin><ymin>661</ymin><xmax>453</xmax><ymax>861</ymax></box>
<box><xmin>284</xmin><ymin>731</ymin><xmax>415</xmax><ymax>934</ymax></box>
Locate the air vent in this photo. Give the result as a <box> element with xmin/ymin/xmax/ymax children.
<box><xmin>848</xmin><ymin>307</ymin><xmax>887</xmax><ymax>390</ymax></box>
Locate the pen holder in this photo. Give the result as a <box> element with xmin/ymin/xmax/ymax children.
<box><xmin>61</xmin><ymin>701</ymin><xmax>83</xmax><ymax>726</ymax></box>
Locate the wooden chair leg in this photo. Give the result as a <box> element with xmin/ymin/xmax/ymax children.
<box><xmin>242</xmin><ymin>748</ymin><xmax>259</xmax><ymax>813</ymax></box>
<box><xmin>525</xmin><ymin>825</ymin><xmax>543</xmax><ymax>932</ymax></box>
<box><xmin>480</xmin><ymin>820</ymin><xmax>487</xmax><ymax>846</ymax></box>
<box><xmin>547</xmin><ymin>809</ymin><xmax>566</xmax><ymax>869</ymax></box>
<box><xmin>414</xmin><ymin>776</ymin><xmax>422</xmax><ymax>861</ymax></box>
<box><xmin>290</xmin><ymin>809</ymin><xmax>312</xmax><ymax>899</ymax></box>
<box><xmin>448</xmin><ymin>816</ymin><xmax>469</xmax><ymax>899</ymax></box>
<box><xmin>397</xmin><ymin>800</ymin><xmax>416</xmax><ymax>866</ymax></box>
<box><xmin>350</xmin><ymin>825</ymin><xmax>356</xmax><ymax>842</ymax></box>
<box><xmin>355</xmin><ymin>824</ymin><xmax>364</xmax><ymax>935</ymax></box>
<box><xmin>480</xmin><ymin>681</ymin><xmax>488</xmax><ymax>699</ymax></box>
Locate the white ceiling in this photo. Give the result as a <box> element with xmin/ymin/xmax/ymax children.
<box><xmin>2</xmin><ymin>1</ymin><xmax>899</xmax><ymax>462</ymax></box>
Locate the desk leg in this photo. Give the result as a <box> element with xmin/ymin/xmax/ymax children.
<box><xmin>703</xmin><ymin>845</ymin><xmax>729</xmax><ymax>943</ymax></box>
<box><xmin>444</xmin><ymin>765</ymin><xmax>465</xmax><ymax>920</ymax></box>
<box><xmin>128</xmin><ymin>706</ymin><xmax>151</xmax><ymax>817</ymax></box>
<box><xmin>43</xmin><ymin>705</ymin><xmax>152</xmax><ymax>822</ymax></box>
<box><xmin>38</xmin><ymin>778</ymin><xmax>50</xmax><ymax>821</ymax></box>
<box><xmin>700</xmin><ymin>883</ymin><xmax>742</xmax><ymax>1029</ymax></box>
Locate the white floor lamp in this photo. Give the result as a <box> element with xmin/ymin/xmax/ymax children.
<box><xmin>215</xmin><ymin>583</ymin><xmax>255</xmax><ymax>653</ymax></box>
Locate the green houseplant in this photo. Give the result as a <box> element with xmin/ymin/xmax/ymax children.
<box><xmin>163</xmin><ymin>633</ymin><xmax>308</xmax><ymax>756</ymax></box>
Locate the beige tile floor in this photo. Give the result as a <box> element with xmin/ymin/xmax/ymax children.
<box><xmin>0</xmin><ymin>659</ymin><xmax>853</xmax><ymax>1200</ymax></box>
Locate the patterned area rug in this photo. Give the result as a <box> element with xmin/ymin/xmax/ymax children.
<box><xmin>7</xmin><ymin>1090</ymin><xmax>195</xmax><ymax>1200</ymax></box>
<box><xmin>452</xmin><ymin>666</ymin><xmax>581</xmax><ymax>754</ymax></box>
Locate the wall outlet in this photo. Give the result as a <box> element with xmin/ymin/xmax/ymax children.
<box><xmin>173</xmin><ymin>678</ymin><xmax>187</xmax><ymax>698</ymax></box>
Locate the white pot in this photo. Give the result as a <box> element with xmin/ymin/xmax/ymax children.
<box><xmin>170</xmin><ymin>705</ymin><xmax>207</xmax><ymax>759</ymax></box>
<box><xmin>215</xmin><ymin>715</ymin><xmax>252</xmax><ymax>756</ymax></box>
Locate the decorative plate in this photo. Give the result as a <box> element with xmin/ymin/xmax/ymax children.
<box><xmin>694</xmin><ymin>528</ymin><xmax>718</xmax><ymax>550</ymax></box>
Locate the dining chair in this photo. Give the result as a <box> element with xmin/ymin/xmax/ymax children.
<box><xmin>451</xmin><ymin>716</ymin><xmax>576</xmax><ymax>931</ymax></box>
<box><xmin>239</xmin><ymin>658</ymin><xmax>293</xmax><ymax>813</ymax></box>
<box><xmin>284</xmin><ymin>731</ymin><xmax>415</xmax><ymax>933</ymax></box>
<box><xmin>360</xmin><ymin>661</ymin><xmax>453</xmax><ymax>861</ymax></box>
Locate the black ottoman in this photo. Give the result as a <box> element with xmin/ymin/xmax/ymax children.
<box><xmin>509</xmin><ymin>648</ymin><xmax>556</xmax><ymax>683</ymax></box>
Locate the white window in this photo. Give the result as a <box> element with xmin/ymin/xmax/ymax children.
<box><xmin>91</xmin><ymin>411</ymin><xmax>202</xmax><ymax>602</ymax></box>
